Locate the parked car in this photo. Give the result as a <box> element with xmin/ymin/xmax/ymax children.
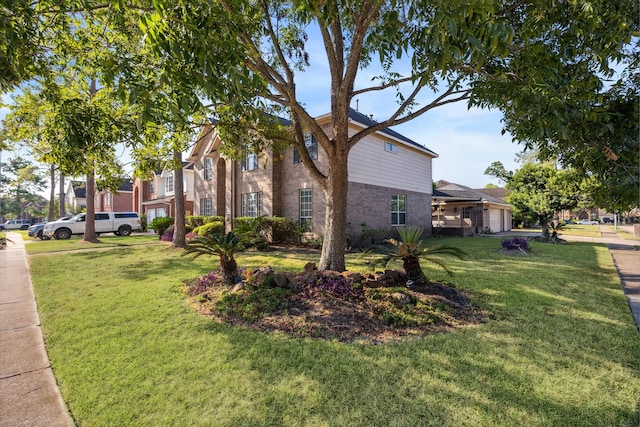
<box><xmin>564</xmin><ymin>219</ymin><xmax>576</xmax><ymax>225</ymax></box>
<box><xmin>601</xmin><ymin>217</ymin><xmax>613</xmax><ymax>223</ymax></box>
<box><xmin>1</xmin><ymin>219</ymin><xmax>32</xmax><ymax>230</ymax></box>
<box><xmin>28</xmin><ymin>222</ymin><xmax>50</xmax><ymax>240</ymax></box>
<box><xmin>577</xmin><ymin>219</ymin><xmax>599</xmax><ymax>225</ymax></box>
<box><xmin>43</xmin><ymin>212</ymin><xmax>142</xmax><ymax>240</ymax></box>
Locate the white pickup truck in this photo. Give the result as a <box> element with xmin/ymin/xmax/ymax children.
<box><xmin>43</xmin><ymin>212</ymin><xmax>142</xmax><ymax>240</ymax></box>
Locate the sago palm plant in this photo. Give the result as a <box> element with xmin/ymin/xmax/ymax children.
<box><xmin>366</xmin><ymin>227</ymin><xmax>467</xmax><ymax>286</ymax></box>
<box><xmin>184</xmin><ymin>232</ymin><xmax>246</xmax><ymax>285</ymax></box>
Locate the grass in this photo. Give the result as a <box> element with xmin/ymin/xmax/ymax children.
<box><xmin>608</xmin><ymin>226</ymin><xmax>640</xmax><ymax>241</ymax></box>
<box><xmin>25</xmin><ymin>233</ymin><xmax>162</xmax><ymax>254</ymax></box>
<box><xmin>29</xmin><ymin>238</ymin><xmax>640</xmax><ymax>426</ymax></box>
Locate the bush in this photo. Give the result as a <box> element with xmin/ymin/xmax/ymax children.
<box><xmin>261</xmin><ymin>216</ymin><xmax>302</xmax><ymax>244</ymax></box>
<box><xmin>161</xmin><ymin>226</ymin><xmax>174</xmax><ymax>242</ymax></box>
<box><xmin>346</xmin><ymin>222</ymin><xmax>395</xmax><ymax>249</ymax></box>
<box><xmin>150</xmin><ymin>217</ymin><xmax>174</xmax><ymax>239</ymax></box>
<box><xmin>140</xmin><ymin>214</ymin><xmax>147</xmax><ymax>232</ymax></box>
<box><xmin>193</xmin><ymin>221</ymin><xmax>225</xmax><ymax>236</ymax></box>
<box><xmin>186</xmin><ymin>215</ymin><xmax>224</xmax><ymax>229</ymax></box>
<box><xmin>501</xmin><ymin>237</ymin><xmax>529</xmax><ymax>251</ymax></box>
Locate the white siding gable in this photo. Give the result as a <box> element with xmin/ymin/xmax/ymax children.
<box><xmin>348</xmin><ymin>134</ymin><xmax>433</xmax><ymax>194</ymax></box>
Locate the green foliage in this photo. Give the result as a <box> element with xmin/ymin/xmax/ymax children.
<box><xmin>193</xmin><ymin>221</ymin><xmax>224</xmax><ymax>237</ymax></box>
<box><xmin>139</xmin><ymin>214</ymin><xmax>147</xmax><ymax>232</ymax></box>
<box><xmin>347</xmin><ymin>222</ymin><xmax>395</xmax><ymax>249</ymax></box>
<box><xmin>260</xmin><ymin>216</ymin><xmax>302</xmax><ymax>244</ymax></box>
<box><xmin>0</xmin><ymin>156</ymin><xmax>47</xmax><ymax>218</ymax></box>
<box><xmin>149</xmin><ymin>217</ymin><xmax>174</xmax><ymax>238</ymax></box>
<box><xmin>184</xmin><ymin>232</ymin><xmax>246</xmax><ymax>284</ymax></box>
<box><xmin>365</xmin><ymin>227</ymin><xmax>467</xmax><ymax>285</ymax></box>
<box><xmin>186</xmin><ymin>215</ymin><xmax>224</xmax><ymax>229</ymax></box>
<box><xmin>506</xmin><ymin>163</ymin><xmax>585</xmax><ymax>239</ymax></box>
<box><xmin>214</xmin><ymin>286</ymin><xmax>292</xmax><ymax>323</ymax></box>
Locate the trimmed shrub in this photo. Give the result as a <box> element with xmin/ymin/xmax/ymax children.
<box><xmin>193</xmin><ymin>221</ymin><xmax>225</xmax><ymax>236</ymax></box>
<box><xmin>150</xmin><ymin>217</ymin><xmax>174</xmax><ymax>239</ymax></box>
<box><xmin>261</xmin><ymin>216</ymin><xmax>302</xmax><ymax>244</ymax></box>
<box><xmin>186</xmin><ymin>215</ymin><xmax>225</xmax><ymax>229</ymax></box>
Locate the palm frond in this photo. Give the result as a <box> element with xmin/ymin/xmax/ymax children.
<box><xmin>396</xmin><ymin>226</ymin><xmax>424</xmax><ymax>244</ymax></box>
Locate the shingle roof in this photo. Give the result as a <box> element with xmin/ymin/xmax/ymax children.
<box><xmin>71</xmin><ymin>181</ymin><xmax>86</xmax><ymax>198</ymax></box>
<box><xmin>433</xmin><ymin>181</ymin><xmax>510</xmax><ymax>206</ymax></box>
<box><xmin>348</xmin><ymin>108</ymin><xmax>438</xmax><ymax>157</ymax></box>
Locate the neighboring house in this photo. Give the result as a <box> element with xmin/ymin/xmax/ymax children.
<box><xmin>95</xmin><ymin>179</ymin><xmax>135</xmax><ymax>212</ymax></box>
<box><xmin>187</xmin><ymin>109</ymin><xmax>438</xmax><ymax>237</ymax></box>
<box><xmin>65</xmin><ymin>180</ymin><xmax>87</xmax><ymax>213</ymax></box>
<box><xmin>432</xmin><ymin>181</ymin><xmax>512</xmax><ymax>236</ymax></box>
<box><xmin>132</xmin><ymin>164</ymin><xmax>195</xmax><ymax>222</ymax></box>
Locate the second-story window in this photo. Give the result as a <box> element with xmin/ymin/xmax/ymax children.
<box><xmin>166</xmin><ymin>172</ymin><xmax>174</xmax><ymax>193</ymax></box>
<box><xmin>204</xmin><ymin>158</ymin><xmax>213</xmax><ymax>180</ymax></box>
<box><xmin>294</xmin><ymin>132</ymin><xmax>318</xmax><ymax>163</ymax></box>
<box><xmin>385</xmin><ymin>142</ymin><xmax>398</xmax><ymax>153</ymax></box>
<box><xmin>148</xmin><ymin>179</ymin><xmax>154</xmax><ymax>196</ymax></box>
<box><xmin>242</xmin><ymin>152</ymin><xmax>258</xmax><ymax>171</ymax></box>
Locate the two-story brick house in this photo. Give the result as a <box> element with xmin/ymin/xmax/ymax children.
<box><xmin>95</xmin><ymin>179</ymin><xmax>135</xmax><ymax>212</ymax></box>
<box><xmin>187</xmin><ymin>109</ymin><xmax>438</xmax><ymax>237</ymax></box>
<box><xmin>132</xmin><ymin>164</ymin><xmax>196</xmax><ymax>222</ymax></box>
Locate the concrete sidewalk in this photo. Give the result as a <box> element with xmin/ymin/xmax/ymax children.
<box><xmin>597</xmin><ymin>226</ymin><xmax>640</xmax><ymax>331</ymax></box>
<box><xmin>0</xmin><ymin>232</ymin><xmax>72</xmax><ymax>426</ymax></box>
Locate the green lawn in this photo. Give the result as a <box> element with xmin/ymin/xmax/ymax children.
<box><xmin>24</xmin><ymin>233</ymin><xmax>162</xmax><ymax>254</ymax></box>
<box><xmin>29</xmin><ymin>238</ymin><xmax>640</xmax><ymax>426</ymax></box>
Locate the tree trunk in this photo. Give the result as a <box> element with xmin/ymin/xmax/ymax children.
<box><xmin>48</xmin><ymin>165</ymin><xmax>55</xmax><ymax>221</ymax></box>
<box><xmin>403</xmin><ymin>255</ymin><xmax>428</xmax><ymax>286</ymax></box>
<box><xmin>220</xmin><ymin>256</ymin><xmax>237</xmax><ymax>285</ymax></box>
<box><xmin>540</xmin><ymin>217</ymin><xmax>550</xmax><ymax>242</ymax></box>
<box><xmin>318</xmin><ymin>151</ymin><xmax>349</xmax><ymax>272</ymax></box>
<box><xmin>83</xmin><ymin>170</ymin><xmax>99</xmax><ymax>243</ymax></box>
<box><xmin>59</xmin><ymin>172</ymin><xmax>65</xmax><ymax>217</ymax></box>
<box><xmin>172</xmin><ymin>150</ymin><xmax>186</xmax><ymax>248</ymax></box>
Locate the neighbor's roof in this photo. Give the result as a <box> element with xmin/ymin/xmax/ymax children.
<box><xmin>433</xmin><ymin>181</ymin><xmax>510</xmax><ymax>206</ymax></box>
<box><xmin>70</xmin><ymin>180</ymin><xmax>86</xmax><ymax>198</ymax></box>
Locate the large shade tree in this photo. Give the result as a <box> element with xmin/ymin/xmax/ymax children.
<box><xmin>138</xmin><ymin>0</ymin><xmax>636</xmax><ymax>271</ymax></box>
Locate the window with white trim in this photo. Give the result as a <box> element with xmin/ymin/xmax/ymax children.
<box><xmin>242</xmin><ymin>152</ymin><xmax>258</xmax><ymax>171</ymax></box>
<box><xmin>391</xmin><ymin>194</ymin><xmax>406</xmax><ymax>226</ymax></box>
<box><xmin>241</xmin><ymin>192</ymin><xmax>262</xmax><ymax>217</ymax></box>
<box><xmin>200</xmin><ymin>198</ymin><xmax>212</xmax><ymax>216</ymax></box>
<box><xmin>203</xmin><ymin>158</ymin><xmax>213</xmax><ymax>180</ymax></box>
<box><xmin>294</xmin><ymin>132</ymin><xmax>318</xmax><ymax>163</ymax></box>
<box><xmin>299</xmin><ymin>189</ymin><xmax>312</xmax><ymax>229</ymax></box>
<box><xmin>385</xmin><ymin>142</ymin><xmax>398</xmax><ymax>153</ymax></box>
<box><xmin>148</xmin><ymin>179</ymin><xmax>154</xmax><ymax>196</ymax></box>
<box><xmin>165</xmin><ymin>172</ymin><xmax>174</xmax><ymax>193</ymax></box>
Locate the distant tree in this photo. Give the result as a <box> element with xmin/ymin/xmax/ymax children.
<box><xmin>0</xmin><ymin>156</ymin><xmax>47</xmax><ymax>218</ymax></box>
<box><xmin>484</xmin><ymin>183</ymin><xmax>498</xmax><ymax>189</ymax></box>
<box><xmin>505</xmin><ymin>163</ymin><xmax>584</xmax><ymax>241</ymax></box>
<box><xmin>484</xmin><ymin>161</ymin><xmax>513</xmax><ymax>184</ymax></box>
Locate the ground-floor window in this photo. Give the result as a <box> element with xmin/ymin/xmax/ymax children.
<box><xmin>391</xmin><ymin>194</ymin><xmax>406</xmax><ymax>226</ymax></box>
<box><xmin>241</xmin><ymin>192</ymin><xmax>262</xmax><ymax>217</ymax></box>
<box><xmin>299</xmin><ymin>189</ymin><xmax>312</xmax><ymax>229</ymax></box>
<box><xmin>200</xmin><ymin>198</ymin><xmax>212</xmax><ymax>216</ymax></box>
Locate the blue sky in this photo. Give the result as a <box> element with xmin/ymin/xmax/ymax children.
<box><xmin>1</xmin><ymin>33</ymin><xmax>522</xmax><ymax>192</ymax></box>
